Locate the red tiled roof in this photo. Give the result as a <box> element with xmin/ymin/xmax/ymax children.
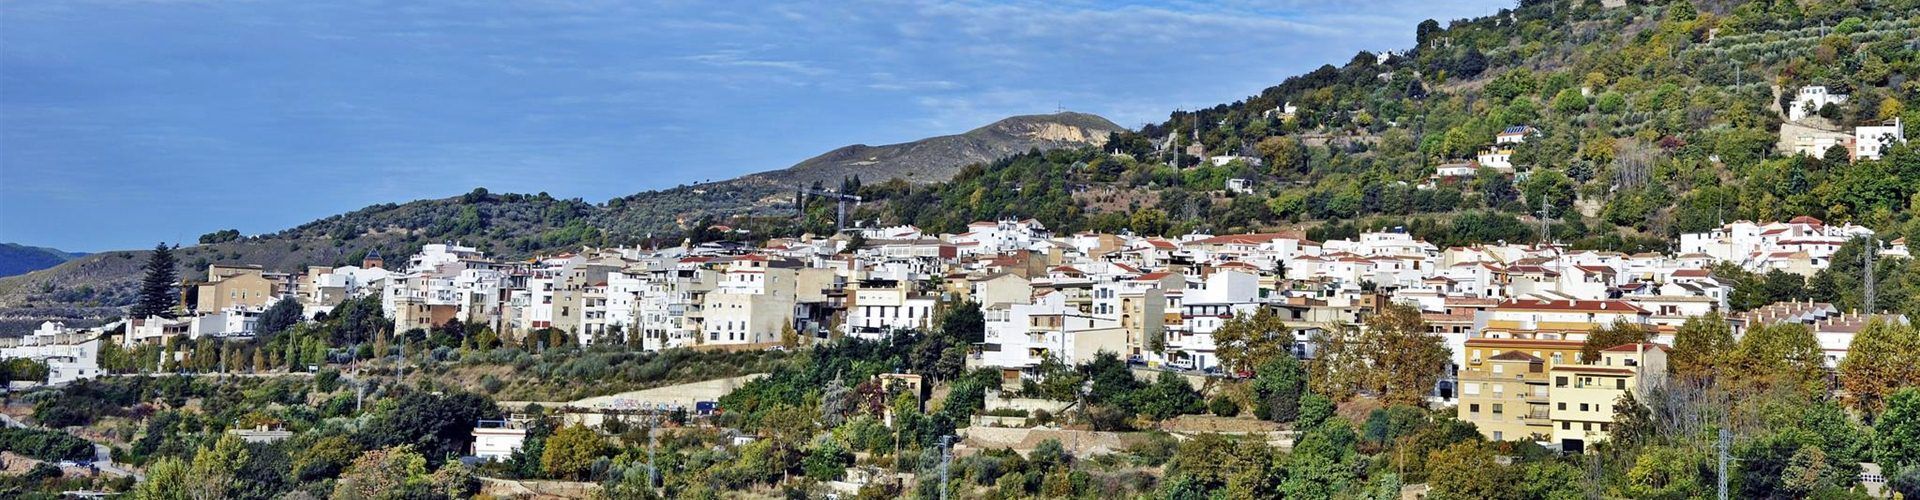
<box><xmin>1788</xmin><ymin>215</ymin><xmax>1824</xmax><ymax>225</ymax></box>
<box><xmin>1601</xmin><ymin>342</ymin><xmax>1670</xmax><ymax>353</ymax></box>
<box><xmin>1497</xmin><ymin>299</ymin><xmax>1649</xmax><ymax>314</ymax></box>
<box><xmin>1550</xmin><ymin>366</ymin><xmax>1636</xmax><ymax>375</ymax></box>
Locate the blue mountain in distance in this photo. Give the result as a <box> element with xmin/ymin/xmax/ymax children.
<box><xmin>0</xmin><ymin>243</ymin><xmax>87</xmax><ymax>278</ymax></box>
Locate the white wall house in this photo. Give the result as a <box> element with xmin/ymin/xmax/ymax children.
<box><xmin>1855</xmin><ymin>118</ymin><xmax>1906</xmax><ymax>161</ymax></box>
<box><xmin>1788</xmin><ymin>86</ymin><xmax>1848</xmax><ymax>122</ymax></box>
<box><xmin>0</xmin><ymin>321</ymin><xmax>103</xmax><ymax>386</ymax></box>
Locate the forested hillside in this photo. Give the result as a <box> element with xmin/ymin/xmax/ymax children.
<box><xmin>834</xmin><ymin>0</ymin><xmax>1920</xmax><ymax>317</ymax></box>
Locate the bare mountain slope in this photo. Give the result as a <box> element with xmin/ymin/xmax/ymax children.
<box><xmin>744</xmin><ymin>112</ymin><xmax>1122</xmax><ymax>186</ymax></box>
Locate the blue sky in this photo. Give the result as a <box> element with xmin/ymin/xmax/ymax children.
<box><xmin>1</xmin><ymin>0</ymin><xmax>1508</xmax><ymax>252</ymax></box>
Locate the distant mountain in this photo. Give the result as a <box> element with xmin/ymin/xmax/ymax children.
<box><xmin>0</xmin><ymin>243</ymin><xmax>84</xmax><ymax>278</ymax></box>
<box><xmin>745</xmin><ymin>112</ymin><xmax>1123</xmax><ymax>187</ymax></box>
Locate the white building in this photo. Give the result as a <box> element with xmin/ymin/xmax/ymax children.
<box><xmin>844</xmin><ymin>282</ymin><xmax>937</xmax><ymax>340</ymax></box>
<box><xmin>1788</xmin><ymin>86</ymin><xmax>1848</xmax><ymax>122</ymax></box>
<box><xmin>1</xmin><ymin>322</ymin><xmax>103</xmax><ymax>385</ymax></box>
<box><xmin>470</xmin><ymin>419</ymin><xmax>529</xmax><ymax>461</ymax></box>
<box><xmin>1162</xmin><ymin>269</ymin><xmax>1264</xmax><ymax>371</ymax></box>
<box><xmin>1476</xmin><ymin>147</ymin><xmax>1515</xmax><ymax>171</ymax></box>
<box><xmin>978</xmin><ymin>291</ymin><xmax>1125</xmax><ymax>379</ymax></box>
<box><xmin>1855</xmin><ymin>118</ymin><xmax>1906</xmax><ymax>161</ymax></box>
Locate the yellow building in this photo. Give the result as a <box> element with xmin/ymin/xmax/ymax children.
<box><xmin>1547</xmin><ymin>343</ymin><xmax>1667</xmax><ymax>452</ymax></box>
<box><xmin>1457</xmin><ymin>338</ymin><xmax>1583</xmax><ymax>442</ymax></box>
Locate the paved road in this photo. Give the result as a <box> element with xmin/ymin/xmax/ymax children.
<box><xmin>0</xmin><ymin>411</ymin><xmax>143</xmax><ymax>481</ymax></box>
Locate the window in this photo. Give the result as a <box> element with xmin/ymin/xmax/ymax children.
<box><xmin>1463</xmin><ymin>383</ymin><xmax>1480</xmax><ymax>396</ymax></box>
<box><xmin>1493</xmin><ymin>431</ymin><xmax>1504</xmax><ymax>441</ymax></box>
<box><xmin>1469</xmin><ymin>404</ymin><xmax>1480</xmax><ymax>414</ymax></box>
<box><xmin>1580</xmin><ymin>403</ymin><xmax>1589</xmax><ymax>412</ymax></box>
<box><xmin>1492</xmin><ymin>404</ymin><xmax>1504</xmax><ymax>415</ymax></box>
<box><xmin>1616</xmin><ymin>379</ymin><xmax>1626</xmax><ymax>390</ymax></box>
<box><xmin>1558</xmin><ymin>402</ymin><xmax>1566</xmax><ymax>411</ymax></box>
<box><xmin>1555</xmin><ymin>377</ymin><xmax>1568</xmax><ymax>387</ymax></box>
<box><xmin>1493</xmin><ymin>364</ymin><xmax>1504</xmax><ymax>374</ymax></box>
<box><xmin>1562</xmin><ymin>422</ymin><xmax>1571</xmax><ymax>430</ymax></box>
<box><xmin>1583</xmin><ymin>422</ymin><xmax>1592</xmax><ymax>431</ymax></box>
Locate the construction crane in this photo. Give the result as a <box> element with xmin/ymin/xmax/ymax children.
<box><xmin>796</xmin><ymin>187</ymin><xmax>863</xmax><ymax>232</ymax></box>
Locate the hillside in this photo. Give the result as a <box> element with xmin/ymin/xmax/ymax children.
<box><xmin>745</xmin><ymin>111</ymin><xmax>1122</xmax><ymax>186</ymax></box>
<box><xmin>0</xmin><ymin>243</ymin><xmax>83</xmax><ymax>278</ymax></box>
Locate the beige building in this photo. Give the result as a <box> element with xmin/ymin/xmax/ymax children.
<box><xmin>1457</xmin><ymin>338</ymin><xmax>1583</xmax><ymax>442</ymax></box>
<box><xmin>196</xmin><ymin>264</ymin><xmax>277</xmax><ymax>313</ymax></box>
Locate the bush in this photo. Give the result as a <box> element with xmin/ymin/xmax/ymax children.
<box><xmin>0</xmin><ymin>427</ymin><xmax>94</xmax><ymax>461</ymax></box>
<box><xmin>1209</xmin><ymin>395</ymin><xmax>1241</xmax><ymax>417</ymax></box>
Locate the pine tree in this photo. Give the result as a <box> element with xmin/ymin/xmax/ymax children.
<box><xmin>131</xmin><ymin>242</ymin><xmax>180</xmax><ymax>319</ymax></box>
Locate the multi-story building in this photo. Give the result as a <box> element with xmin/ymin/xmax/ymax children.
<box><xmin>1457</xmin><ymin>338</ymin><xmax>1584</xmax><ymax>441</ymax></box>
<box><xmin>1548</xmin><ymin>343</ymin><xmax>1666</xmax><ymax>451</ymax></box>
<box><xmin>0</xmin><ymin>321</ymin><xmax>104</xmax><ymax>385</ymax></box>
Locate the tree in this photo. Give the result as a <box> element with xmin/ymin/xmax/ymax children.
<box><xmin>1256</xmin><ymin>136</ymin><xmax>1306</xmax><ymax>175</ymax></box>
<box><xmin>1624</xmin><ymin>446</ymin><xmax>1709</xmax><ymax>500</ymax></box>
<box><xmin>132</xmin><ymin>242</ymin><xmax>179</xmax><ymax>319</ymax></box>
<box><xmin>361</xmin><ymin>389</ymin><xmax>502</xmax><ymax>465</ymax></box>
<box><xmin>1298</xmin><ymin>394</ymin><xmax>1335</xmax><ymax>430</ymax></box>
<box><xmin>130</xmin><ymin>455</ymin><xmax>191</xmax><ymax>500</ymax></box>
<box><xmin>1251</xmin><ymin>356</ymin><xmax>1308</xmax><ymax>422</ymax></box>
<box><xmin>1416</xmin><ymin>19</ymin><xmax>1442</xmax><ymax>46</ymax></box>
<box><xmin>1137</xmin><ymin>371</ymin><xmax>1204</xmax><ymax>420</ymax></box>
<box><xmin>257</xmin><ymin>297</ymin><xmax>303</xmax><ymax>341</ymax></box>
<box><xmin>1425</xmin><ymin>441</ymin><xmax>1506</xmax><ymax>500</ymax></box>
<box><xmin>331</xmin><ymin>446</ymin><xmax>429</xmax><ymax>500</ymax></box>
<box><xmin>184</xmin><ymin>434</ymin><xmax>249</xmax><ymax>500</ymax></box>
<box><xmin>938</xmin><ymin>301</ymin><xmax>985</xmax><ymax>344</ymax></box>
<box><xmin>1363</xmin><ymin>303</ymin><xmax>1450</xmax><ymax>405</ymax></box>
<box><xmin>1551</xmin><ymin>88</ymin><xmax>1589</xmax><ymax>114</ymax></box>
<box><xmin>1840</xmin><ymin>320</ymin><xmax>1920</xmax><ymax>415</ymax></box>
<box><xmin>803</xmin><ymin>438</ymin><xmax>853</xmax><ymax>481</ymax></box>
<box><xmin>1670</xmin><ymin>313</ymin><xmax>1734</xmax><ymax>380</ymax></box>
<box><xmin>1731</xmin><ymin>323</ymin><xmax>1827</xmax><ymax>396</ymax></box>
<box><xmin>1580</xmin><ymin>319</ymin><xmax>1656</xmax><ymax>363</ymax></box>
<box><xmin>541</xmin><ymin>424</ymin><xmax>605</xmax><ymax>480</ymax></box>
<box><xmin>1213</xmin><ymin>307</ymin><xmax>1291</xmax><ymax>375</ymax></box>
<box><xmin>1877</xmin><ymin>389</ymin><xmax>1920</xmax><ymax>470</ymax></box>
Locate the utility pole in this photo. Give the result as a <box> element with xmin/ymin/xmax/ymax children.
<box><xmin>648</xmin><ymin>410</ymin><xmax>660</xmax><ymax>493</ymax></box>
<box><xmin>938</xmin><ymin>435</ymin><xmax>956</xmax><ymax>500</ymax></box>
<box><xmin>1863</xmin><ymin>235</ymin><xmax>1876</xmax><ymax>312</ymax></box>
<box><xmin>1538</xmin><ymin>193</ymin><xmax>1551</xmax><ymax>247</ymax></box>
<box><xmin>1718</xmin><ymin>429</ymin><xmax>1732</xmax><ymax>500</ymax></box>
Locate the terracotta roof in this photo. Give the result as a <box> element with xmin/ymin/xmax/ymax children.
<box><xmin>1489</xmin><ymin>350</ymin><xmax>1543</xmax><ymax>362</ymax></box>
<box><xmin>1135</xmin><ymin>272</ymin><xmax>1175</xmax><ymax>281</ymax></box>
<box><xmin>1550</xmin><ymin>366</ymin><xmax>1636</xmax><ymax>375</ymax></box>
<box><xmin>1601</xmin><ymin>342</ymin><xmax>1669</xmax><ymax>353</ymax></box>
<box><xmin>1496</xmin><ymin>299</ymin><xmax>1649</xmax><ymax>314</ymax></box>
<box><xmin>1670</xmin><ymin>268</ymin><xmax>1711</xmax><ymax>278</ymax></box>
<box><xmin>1464</xmin><ymin>338</ymin><xmax>1583</xmax><ymax>348</ymax></box>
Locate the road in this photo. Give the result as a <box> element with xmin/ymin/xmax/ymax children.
<box><xmin>0</xmin><ymin>410</ymin><xmax>143</xmax><ymax>481</ymax></box>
